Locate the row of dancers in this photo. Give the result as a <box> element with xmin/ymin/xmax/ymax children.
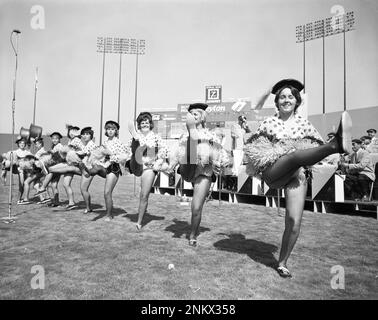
<box><xmin>1</xmin><ymin>78</ymin><xmax>353</xmax><ymax>278</ymax></box>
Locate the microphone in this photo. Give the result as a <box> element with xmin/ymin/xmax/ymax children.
<box><xmin>13</xmin><ymin>30</ymin><xmax>21</xmax><ymax>34</ymax></box>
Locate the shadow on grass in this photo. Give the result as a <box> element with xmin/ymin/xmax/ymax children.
<box><xmin>165</xmin><ymin>218</ymin><xmax>211</xmax><ymax>240</ymax></box>
<box><xmin>123</xmin><ymin>212</ymin><xmax>165</xmax><ymax>227</ymax></box>
<box><xmin>91</xmin><ymin>207</ymin><xmax>128</xmax><ymax>221</ymax></box>
<box><xmin>213</xmin><ymin>233</ymin><xmax>278</xmax><ymax>270</ymax></box>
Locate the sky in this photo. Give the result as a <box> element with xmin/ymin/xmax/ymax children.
<box><xmin>0</xmin><ymin>0</ymin><xmax>377</xmax><ymax>142</ymax></box>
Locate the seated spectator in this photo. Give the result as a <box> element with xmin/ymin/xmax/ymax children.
<box><xmin>366</xmin><ymin>128</ymin><xmax>378</xmax><ymax>153</ymax></box>
<box><xmin>340</xmin><ymin>138</ymin><xmax>375</xmax><ymax>201</ymax></box>
<box><xmin>360</xmin><ymin>135</ymin><xmax>372</xmax><ymax>150</ymax></box>
<box><xmin>231</xmin><ymin>115</ymin><xmax>250</xmax><ymax>176</ymax></box>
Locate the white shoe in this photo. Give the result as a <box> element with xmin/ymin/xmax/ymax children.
<box><xmin>336</xmin><ymin>111</ymin><xmax>352</xmax><ymax>154</ymax></box>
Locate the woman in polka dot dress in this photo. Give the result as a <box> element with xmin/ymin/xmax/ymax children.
<box><xmin>127</xmin><ymin>112</ymin><xmax>170</xmax><ymax>231</ymax></box>
<box><xmin>244</xmin><ymin>79</ymin><xmax>353</xmax><ymax>278</ymax></box>
<box><xmin>102</xmin><ymin>120</ymin><xmax>131</xmax><ymax>221</ymax></box>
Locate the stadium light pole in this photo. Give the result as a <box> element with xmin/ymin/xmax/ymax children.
<box><xmin>296</xmin><ymin>11</ymin><xmax>354</xmax><ymax>114</ymax></box>
<box><xmin>97</xmin><ymin>37</ymin><xmax>113</xmax><ymax>145</ymax></box>
<box><xmin>132</xmin><ymin>39</ymin><xmax>146</xmax><ymax>195</ymax></box>
<box><xmin>32</xmin><ymin>67</ymin><xmax>38</xmax><ymax>125</ymax></box>
<box><xmin>114</xmin><ymin>38</ymin><xmax>130</xmax><ymax>123</ymax></box>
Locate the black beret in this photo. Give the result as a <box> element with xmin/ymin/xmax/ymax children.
<box><xmin>15</xmin><ymin>137</ymin><xmax>28</xmax><ymax>144</ymax></box>
<box><xmin>50</xmin><ymin>132</ymin><xmax>63</xmax><ymax>139</ymax></box>
<box><xmin>367</xmin><ymin>128</ymin><xmax>376</xmax><ymax>133</ymax></box>
<box><xmin>137</xmin><ymin>112</ymin><xmax>153</xmax><ymax>122</ymax></box>
<box><xmin>80</xmin><ymin>126</ymin><xmax>93</xmax><ymax>135</ymax></box>
<box><xmin>272</xmin><ymin>79</ymin><xmax>304</xmax><ymax>95</ymax></box>
<box><xmin>67</xmin><ymin>125</ymin><xmax>80</xmax><ymax>131</ymax></box>
<box><xmin>104</xmin><ymin>120</ymin><xmax>120</xmax><ymax>130</ymax></box>
<box><xmin>188</xmin><ymin>103</ymin><xmax>208</xmax><ymax>112</ymax></box>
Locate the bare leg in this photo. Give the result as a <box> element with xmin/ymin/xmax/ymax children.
<box><xmin>80</xmin><ymin>174</ymin><xmax>94</xmax><ymax>212</ymax></box>
<box><xmin>104</xmin><ymin>173</ymin><xmax>119</xmax><ymax>219</ymax></box>
<box><xmin>278</xmin><ymin>171</ymin><xmax>308</xmax><ymax>276</ymax></box>
<box><xmin>189</xmin><ymin>175</ymin><xmax>212</xmax><ymax>244</ymax></box>
<box><xmin>49</xmin><ymin>163</ymin><xmax>81</xmax><ymax>175</ymax></box>
<box><xmin>18</xmin><ymin>170</ymin><xmax>25</xmax><ymax>201</ymax></box>
<box><xmin>136</xmin><ymin>169</ymin><xmax>156</xmax><ymax>228</ymax></box>
<box><xmin>63</xmin><ymin>173</ymin><xmax>75</xmax><ymax>206</ymax></box>
<box><xmin>22</xmin><ymin>175</ymin><xmax>36</xmax><ymax>201</ymax></box>
<box><xmin>40</xmin><ymin>172</ymin><xmax>54</xmax><ymax>190</ymax></box>
<box><xmin>263</xmin><ymin>141</ymin><xmax>339</xmax><ymax>188</ymax></box>
<box><xmin>49</xmin><ymin>174</ymin><xmax>61</xmax><ymax>206</ymax></box>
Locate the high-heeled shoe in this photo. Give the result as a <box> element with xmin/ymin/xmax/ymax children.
<box><xmin>136</xmin><ymin>223</ymin><xmax>142</xmax><ymax>231</ymax></box>
<box><xmin>277</xmin><ymin>265</ymin><xmax>292</xmax><ymax>278</ymax></box>
<box><xmin>188</xmin><ymin>239</ymin><xmax>197</xmax><ymax>247</ymax></box>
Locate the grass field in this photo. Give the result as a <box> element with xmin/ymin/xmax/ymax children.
<box><xmin>0</xmin><ymin>174</ymin><xmax>377</xmax><ymax>300</ymax></box>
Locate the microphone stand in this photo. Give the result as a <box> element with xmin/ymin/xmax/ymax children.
<box><xmin>2</xmin><ymin>31</ymin><xmax>20</xmax><ymax>224</ymax></box>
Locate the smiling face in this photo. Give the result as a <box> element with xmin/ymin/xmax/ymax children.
<box><xmin>51</xmin><ymin>135</ymin><xmax>60</xmax><ymax>145</ymax></box>
<box><xmin>139</xmin><ymin>119</ymin><xmax>151</xmax><ymax>133</ymax></box>
<box><xmin>18</xmin><ymin>140</ymin><xmax>26</xmax><ymax>149</ymax></box>
<box><xmin>276</xmin><ymin>87</ymin><xmax>298</xmax><ymax>116</ymax></box>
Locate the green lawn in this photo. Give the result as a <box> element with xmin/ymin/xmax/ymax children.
<box><xmin>0</xmin><ymin>174</ymin><xmax>377</xmax><ymax>299</ymax></box>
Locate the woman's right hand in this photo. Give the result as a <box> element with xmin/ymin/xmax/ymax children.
<box><xmin>128</xmin><ymin>121</ymin><xmax>139</xmax><ymax>139</ymax></box>
<box><xmin>186</xmin><ymin>112</ymin><xmax>196</xmax><ymax>129</ymax></box>
<box><xmin>186</xmin><ymin>113</ymin><xmax>200</xmax><ymax>140</ymax></box>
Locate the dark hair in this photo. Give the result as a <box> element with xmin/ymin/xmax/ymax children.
<box><xmin>238</xmin><ymin>115</ymin><xmax>247</xmax><ymax>122</ymax></box>
<box><xmin>66</xmin><ymin>125</ymin><xmax>80</xmax><ymax>138</ymax></box>
<box><xmin>81</xmin><ymin>128</ymin><xmax>94</xmax><ymax>139</ymax></box>
<box><xmin>136</xmin><ymin>112</ymin><xmax>154</xmax><ymax>130</ymax></box>
<box><xmin>274</xmin><ymin>85</ymin><xmax>302</xmax><ymax>113</ymax></box>
<box><xmin>104</xmin><ymin>123</ymin><xmax>119</xmax><ymax>137</ymax></box>
<box><xmin>35</xmin><ymin>139</ymin><xmax>44</xmax><ymax>146</ymax></box>
<box><xmin>16</xmin><ymin>138</ymin><xmax>28</xmax><ymax>146</ymax></box>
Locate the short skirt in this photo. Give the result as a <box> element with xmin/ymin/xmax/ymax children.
<box><xmin>106</xmin><ymin>162</ymin><xmax>122</xmax><ymax>177</ymax></box>
<box><xmin>244</xmin><ymin>133</ymin><xmax>323</xmax><ymax>176</ymax></box>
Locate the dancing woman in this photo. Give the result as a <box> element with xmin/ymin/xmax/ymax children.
<box><xmin>127</xmin><ymin>112</ymin><xmax>169</xmax><ymax>230</ymax></box>
<box><xmin>173</xmin><ymin>103</ymin><xmax>231</xmax><ymax>246</ymax></box>
<box><xmin>102</xmin><ymin>120</ymin><xmax>131</xmax><ymax>221</ymax></box>
<box><xmin>58</xmin><ymin>125</ymin><xmax>83</xmax><ymax>210</ymax></box>
<box><xmin>1</xmin><ymin>137</ymin><xmax>32</xmax><ymax>202</ymax></box>
<box><xmin>36</xmin><ymin>132</ymin><xmax>65</xmax><ymax>207</ymax></box>
<box><xmin>244</xmin><ymin>79</ymin><xmax>352</xmax><ymax>278</ymax></box>
<box><xmin>78</xmin><ymin>127</ymin><xmax>100</xmax><ymax>214</ymax></box>
<box><xmin>19</xmin><ymin>137</ymin><xmax>49</xmax><ymax>204</ymax></box>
